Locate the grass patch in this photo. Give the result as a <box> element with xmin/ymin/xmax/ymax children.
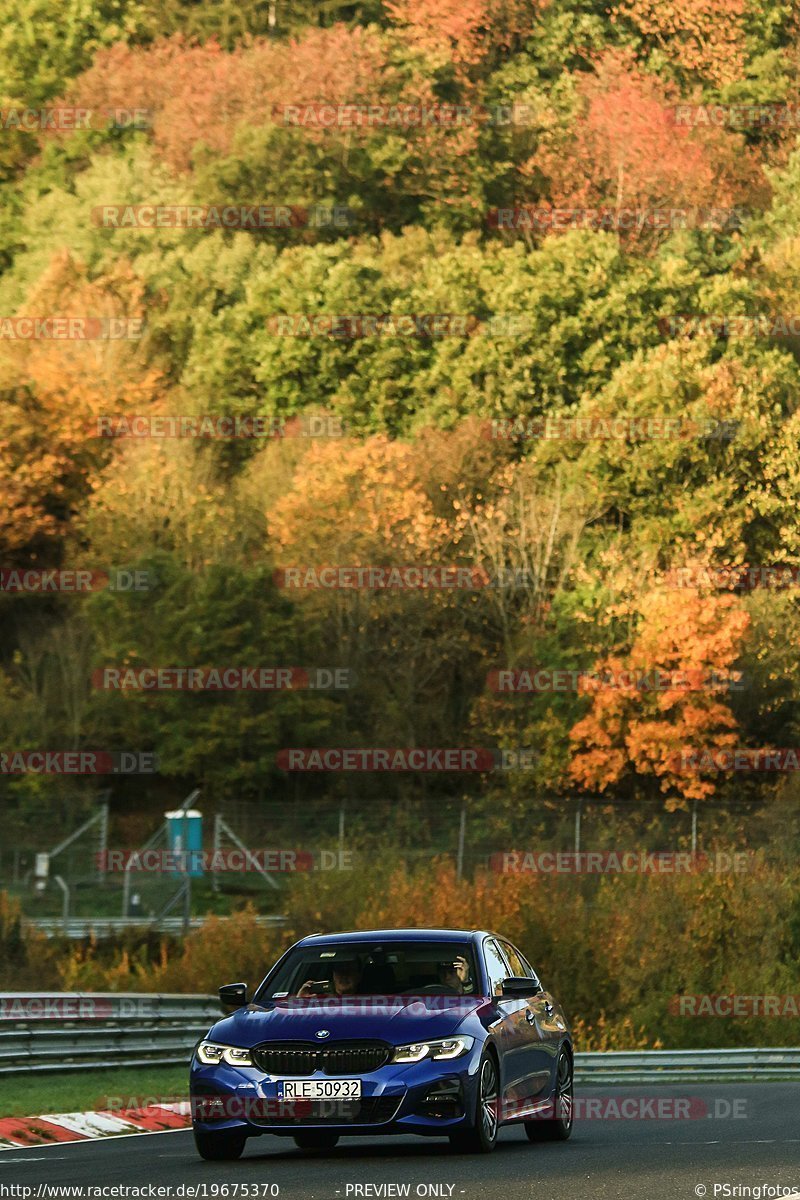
<box><xmin>0</xmin><ymin>1064</ymin><xmax>189</xmax><ymax>1118</ymax></box>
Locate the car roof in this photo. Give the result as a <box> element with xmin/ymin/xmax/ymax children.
<box><xmin>294</xmin><ymin>928</ymin><xmax>492</xmax><ymax>946</ymax></box>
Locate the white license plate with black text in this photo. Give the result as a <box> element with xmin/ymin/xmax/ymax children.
<box><xmin>277</xmin><ymin>1078</ymin><xmax>362</xmax><ymax>1100</ymax></box>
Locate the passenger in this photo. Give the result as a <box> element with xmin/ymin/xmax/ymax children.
<box><xmin>297</xmin><ymin>960</ymin><xmax>361</xmax><ymax>997</ymax></box>
<box><xmin>436</xmin><ymin>955</ymin><xmax>473</xmax><ymax>994</ymax></box>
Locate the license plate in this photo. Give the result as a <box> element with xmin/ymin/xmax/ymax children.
<box><xmin>278</xmin><ymin>1079</ymin><xmax>362</xmax><ymax>1100</ymax></box>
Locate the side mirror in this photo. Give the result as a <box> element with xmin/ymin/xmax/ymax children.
<box><xmin>501</xmin><ymin>976</ymin><xmax>542</xmax><ymax>997</ymax></box>
<box><xmin>219</xmin><ymin>982</ymin><xmax>248</xmax><ymax>1009</ymax></box>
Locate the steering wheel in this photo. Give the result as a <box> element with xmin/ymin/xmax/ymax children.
<box><xmin>407</xmin><ymin>983</ymin><xmax>461</xmax><ymax>995</ymax></box>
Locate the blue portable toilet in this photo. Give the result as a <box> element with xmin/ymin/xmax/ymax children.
<box><xmin>165</xmin><ymin>808</ymin><xmax>204</xmax><ymax>877</ymax></box>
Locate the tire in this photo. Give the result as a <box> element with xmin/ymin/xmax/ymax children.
<box><xmin>193</xmin><ymin>1126</ymin><xmax>247</xmax><ymax>1161</ymax></box>
<box><xmin>293</xmin><ymin>1131</ymin><xmax>340</xmax><ymax>1151</ymax></box>
<box><xmin>525</xmin><ymin>1048</ymin><xmax>573</xmax><ymax>1142</ymax></box>
<box><xmin>449</xmin><ymin>1049</ymin><xmax>500</xmax><ymax>1154</ymax></box>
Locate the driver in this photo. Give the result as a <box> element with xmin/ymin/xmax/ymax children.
<box><xmin>297</xmin><ymin>959</ymin><xmax>361</xmax><ymax>998</ymax></box>
<box><xmin>436</xmin><ymin>955</ymin><xmax>473</xmax><ymax>994</ymax></box>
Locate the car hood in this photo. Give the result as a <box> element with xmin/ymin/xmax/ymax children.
<box><xmin>207</xmin><ymin>995</ymin><xmax>487</xmax><ymax>1047</ymax></box>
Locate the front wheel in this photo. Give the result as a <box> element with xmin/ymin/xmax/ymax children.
<box><xmin>449</xmin><ymin>1050</ymin><xmax>499</xmax><ymax>1154</ymax></box>
<box><xmin>525</xmin><ymin>1048</ymin><xmax>573</xmax><ymax>1142</ymax></box>
<box><xmin>293</xmin><ymin>1131</ymin><xmax>340</xmax><ymax>1151</ymax></box>
<box><xmin>193</xmin><ymin>1126</ymin><xmax>247</xmax><ymax>1160</ymax></box>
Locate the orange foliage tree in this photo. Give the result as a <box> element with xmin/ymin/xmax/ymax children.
<box><xmin>569</xmin><ymin>588</ymin><xmax>750</xmax><ymax>807</ymax></box>
<box><xmin>267</xmin><ymin>436</ymin><xmax>449</xmax><ymax>564</ymax></box>
<box><xmin>530</xmin><ymin>51</ymin><xmax>763</xmax><ymax>232</ymax></box>
<box><xmin>387</xmin><ymin>0</ymin><xmax>490</xmax><ymax>66</ymax></box>
<box><xmin>386</xmin><ymin>0</ymin><xmax>546</xmax><ymax>68</ymax></box>
<box><xmin>609</xmin><ymin>0</ymin><xmax>748</xmax><ymax>87</ymax></box>
<box><xmin>0</xmin><ymin>254</ymin><xmax>161</xmax><ymax>561</ymax></box>
<box><xmin>263</xmin><ymin>435</ymin><xmax>469</xmax><ymax>747</ymax></box>
<box><xmin>353</xmin><ymin>857</ymin><xmax>535</xmax><ymax>936</ymax></box>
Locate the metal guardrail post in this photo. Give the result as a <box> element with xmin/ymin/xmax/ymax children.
<box><xmin>53</xmin><ymin>875</ymin><xmax>70</xmax><ymax>931</ymax></box>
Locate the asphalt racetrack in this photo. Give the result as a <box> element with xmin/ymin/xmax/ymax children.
<box><xmin>1</xmin><ymin>1085</ymin><xmax>798</xmax><ymax>1200</ymax></box>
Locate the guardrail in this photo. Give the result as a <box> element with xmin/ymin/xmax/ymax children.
<box><xmin>0</xmin><ymin>994</ymin><xmax>219</xmax><ymax>1073</ymax></box>
<box><xmin>1</xmin><ymin>994</ymin><xmax>798</xmax><ymax>1078</ymax></box>
<box><xmin>23</xmin><ymin>916</ymin><xmax>288</xmax><ymax>939</ymax></box>
<box><xmin>574</xmin><ymin>1047</ymin><xmax>800</xmax><ymax>1083</ymax></box>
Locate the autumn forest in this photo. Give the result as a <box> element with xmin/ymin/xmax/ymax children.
<box><xmin>1</xmin><ymin>0</ymin><xmax>800</xmax><ymax>1003</ymax></box>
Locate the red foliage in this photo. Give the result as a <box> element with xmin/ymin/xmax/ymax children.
<box><xmin>62</xmin><ymin>26</ymin><xmax>486</xmax><ymax>212</ymax></box>
<box><xmin>64</xmin><ymin>27</ymin><xmax>400</xmax><ymax>172</ymax></box>
<box><xmin>530</xmin><ymin>51</ymin><xmax>765</xmax><ymax>226</ymax></box>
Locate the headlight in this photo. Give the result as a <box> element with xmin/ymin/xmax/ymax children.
<box><xmin>391</xmin><ymin>1037</ymin><xmax>474</xmax><ymax>1063</ymax></box>
<box><xmin>196</xmin><ymin>1041</ymin><xmax>254</xmax><ymax>1067</ymax></box>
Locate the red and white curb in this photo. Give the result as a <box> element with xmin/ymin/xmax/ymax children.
<box><xmin>0</xmin><ymin>1102</ymin><xmax>191</xmax><ymax>1149</ymax></box>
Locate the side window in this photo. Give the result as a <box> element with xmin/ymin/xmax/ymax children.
<box><xmin>499</xmin><ymin>940</ymin><xmax>528</xmax><ymax>978</ymax></box>
<box><xmin>500</xmin><ymin>940</ymin><xmax>541</xmax><ymax>985</ymax></box>
<box><xmin>483</xmin><ymin>938</ymin><xmax>512</xmax><ymax>997</ymax></box>
<box><xmin>516</xmin><ymin>950</ymin><xmax>540</xmax><ymax>983</ymax></box>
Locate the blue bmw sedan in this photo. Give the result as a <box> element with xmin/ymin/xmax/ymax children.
<box><xmin>190</xmin><ymin>927</ymin><xmax>573</xmax><ymax>1159</ymax></box>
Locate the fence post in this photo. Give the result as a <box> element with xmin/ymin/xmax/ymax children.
<box><xmin>182</xmin><ymin>809</ymin><xmax>192</xmax><ymax>933</ymax></box>
<box><xmin>212</xmin><ymin>813</ymin><xmax>222</xmax><ymax>894</ymax></box>
<box><xmin>121</xmin><ymin>858</ymin><xmax>131</xmax><ymax>917</ymax></box>
<box><xmin>53</xmin><ymin>875</ymin><xmax>70</xmax><ymax>931</ymax></box>
<box><xmin>456</xmin><ymin>804</ymin><xmax>466</xmax><ymax>880</ymax></box>
<box><xmin>96</xmin><ymin>798</ymin><xmax>109</xmax><ymax>882</ymax></box>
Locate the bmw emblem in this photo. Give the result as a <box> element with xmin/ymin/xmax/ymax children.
<box><xmin>315</xmin><ymin>1029</ymin><xmax>330</xmax><ymax>1039</ymax></box>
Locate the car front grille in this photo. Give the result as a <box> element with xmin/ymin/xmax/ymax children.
<box><xmin>249</xmin><ymin>1096</ymin><xmax>401</xmax><ymax>1126</ymax></box>
<box><xmin>251</xmin><ymin>1041</ymin><xmax>390</xmax><ymax>1077</ymax></box>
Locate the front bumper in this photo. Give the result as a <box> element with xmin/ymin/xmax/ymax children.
<box><xmin>190</xmin><ymin>1044</ymin><xmax>483</xmax><ymax>1138</ymax></box>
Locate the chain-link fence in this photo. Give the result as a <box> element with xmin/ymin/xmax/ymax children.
<box><xmin>2</xmin><ymin>788</ymin><xmax>790</xmax><ymax>933</ymax></box>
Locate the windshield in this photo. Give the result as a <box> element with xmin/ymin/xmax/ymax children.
<box><xmin>257</xmin><ymin>940</ymin><xmax>479</xmax><ymax>999</ymax></box>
